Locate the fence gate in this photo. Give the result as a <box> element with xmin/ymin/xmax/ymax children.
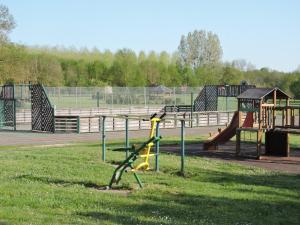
<box><xmin>0</xmin><ymin>85</ymin><xmax>16</xmax><ymax>130</ymax></box>
<box><xmin>31</xmin><ymin>84</ymin><xmax>55</xmax><ymax>132</ymax></box>
<box><xmin>194</xmin><ymin>85</ymin><xmax>218</xmax><ymax>111</ymax></box>
<box><xmin>194</xmin><ymin>84</ymin><xmax>256</xmax><ymax>111</ymax></box>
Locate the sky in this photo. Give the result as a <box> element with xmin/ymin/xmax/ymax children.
<box><xmin>2</xmin><ymin>0</ymin><xmax>300</xmax><ymax>72</ymax></box>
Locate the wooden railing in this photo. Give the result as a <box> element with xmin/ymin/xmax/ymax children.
<box><xmin>55</xmin><ymin>116</ymin><xmax>79</xmax><ymax>133</ymax></box>
<box><xmin>16</xmin><ymin>108</ymin><xmax>235</xmax><ymax>133</ymax></box>
<box><xmin>275</xmin><ymin>106</ymin><xmax>300</xmax><ymax>129</ymax></box>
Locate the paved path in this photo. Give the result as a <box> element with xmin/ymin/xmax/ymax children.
<box><xmin>1</xmin><ymin>127</ymin><xmax>299</xmax><ymax>174</ymax></box>
<box><xmin>0</xmin><ymin>126</ymin><xmax>218</xmax><ymax>146</ymax></box>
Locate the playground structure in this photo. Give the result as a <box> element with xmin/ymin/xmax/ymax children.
<box><xmin>203</xmin><ymin>111</ymin><xmax>254</xmax><ymax>150</ymax></box>
<box><xmin>2</xmin><ymin>83</ymin><xmax>299</xmax><ymax>161</ymax></box>
<box><xmin>108</xmin><ymin>113</ymin><xmax>165</xmax><ymax>188</ymax></box>
<box><xmin>203</xmin><ymin>87</ymin><xmax>300</xmax><ymax>159</ymax></box>
<box><xmin>100</xmin><ymin>112</ymin><xmax>190</xmax><ymax>187</ymax></box>
<box><xmin>236</xmin><ymin>87</ymin><xmax>300</xmax><ymax>158</ymax></box>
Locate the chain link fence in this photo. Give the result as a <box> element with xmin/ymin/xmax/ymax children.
<box><xmin>44</xmin><ymin>86</ymin><xmax>203</xmax><ymax>109</ymax></box>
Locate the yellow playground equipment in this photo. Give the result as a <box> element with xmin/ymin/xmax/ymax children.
<box><xmin>133</xmin><ymin>116</ymin><xmax>161</xmax><ymax>171</ymax></box>
<box><xmin>108</xmin><ymin>113</ymin><xmax>166</xmax><ymax>188</ymax></box>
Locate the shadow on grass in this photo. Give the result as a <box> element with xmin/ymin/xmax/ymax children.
<box><xmin>76</xmin><ymin>190</ymin><xmax>300</xmax><ymax>225</ymax></box>
<box><xmin>14</xmin><ymin>174</ymin><xmax>115</xmax><ymax>190</ymax></box>
<box><xmin>0</xmin><ymin>221</ymin><xmax>9</xmax><ymax>225</ymax></box>
<box><xmin>184</xmin><ymin>168</ymin><xmax>300</xmax><ymax>191</ymax></box>
<box><xmin>76</xmin><ymin>168</ymin><xmax>300</xmax><ymax>225</ymax></box>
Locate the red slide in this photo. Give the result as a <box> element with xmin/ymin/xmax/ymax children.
<box><xmin>203</xmin><ymin>112</ymin><xmax>253</xmax><ymax>150</ymax></box>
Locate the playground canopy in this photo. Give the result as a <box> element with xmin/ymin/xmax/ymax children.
<box><xmin>237</xmin><ymin>87</ymin><xmax>291</xmax><ymax>112</ymax></box>
<box><xmin>237</xmin><ymin>88</ymin><xmax>290</xmax><ymax>100</ymax></box>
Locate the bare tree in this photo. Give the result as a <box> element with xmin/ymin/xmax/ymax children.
<box><xmin>178</xmin><ymin>30</ymin><xmax>222</xmax><ymax>69</ymax></box>
<box><xmin>0</xmin><ymin>4</ymin><xmax>16</xmax><ymax>43</ymax></box>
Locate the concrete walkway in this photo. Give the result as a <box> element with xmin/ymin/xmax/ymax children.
<box><xmin>0</xmin><ymin>126</ymin><xmax>218</xmax><ymax>146</ymax></box>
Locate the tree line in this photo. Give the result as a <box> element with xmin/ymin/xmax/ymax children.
<box><xmin>0</xmin><ymin>4</ymin><xmax>299</xmax><ymax>97</ymax></box>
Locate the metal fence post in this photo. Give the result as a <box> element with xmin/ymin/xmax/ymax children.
<box><xmin>155</xmin><ymin>121</ymin><xmax>160</xmax><ymax>172</ymax></box>
<box><xmin>190</xmin><ymin>92</ymin><xmax>193</xmax><ymax>127</ymax></box>
<box><xmin>97</xmin><ymin>91</ymin><xmax>100</xmax><ymax>107</ymax></box>
<box><xmin>101</xmin><ymin>116</ymin><xmax>106</xmax><ymax>161</ymax></box>
<box><xmin>144</xmin><ymin>87</ymin><xmax>146</xmax><ymax>108</ymax></box>
<box><xmin>13</xmin><ymin>84</ymin><xmax>16</xmax><ymax>131</ymax></box>
<box><xmin>125</xmin><ymin>116</ymin><xmax>129</xmax><ymax>158</ymax></box>
<box><xmin>180</xmin><ymin>119</ymin><xmax>185</xmax><ymax>174</ymax></box>
<box><xmin>75</xmin><ymin>86</ymin><xmax>78</xmax><ymax>108</ymax></box>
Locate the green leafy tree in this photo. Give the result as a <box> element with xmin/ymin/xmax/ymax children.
<box><xmin>220</xmin><ymin>66</ymin><xmax>242</xmax><ymax>84</ymax></box>
<box><xmin>110</xmin><ymin>49</ymin><xmax>138</xmax><ymax>86</ymax></box>
<box><xmin>290</xmin><ymin>79</ymin><xmax>300</xmax><ymax>98</ymax></box>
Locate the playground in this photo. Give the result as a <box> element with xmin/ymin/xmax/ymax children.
<box><xmin>1</xmin><ymin>84</ymin><xmax>300</xmax><ymax>224</ymax></box>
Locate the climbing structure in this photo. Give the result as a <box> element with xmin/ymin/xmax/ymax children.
<box><xmin>108</xmin><ymin>113</ymin><xmax>165</xmax><ymax>189</ymax></box>
<box><xmin>235</xmin><ymin>87</ymin><xmax>299</xmax><ymax>158</ymax></box>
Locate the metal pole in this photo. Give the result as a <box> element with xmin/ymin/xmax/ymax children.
<box><xmin>190</xmin><ymin>92</ymin><xmax>193</xmax><ymax>127</ymax></box>
<box><xmin>226</xmin><ymin>96</ymin><xmax>228</xmax><ymax>111</ymax></box>
<box><xmin>125</xmin><ymin>117</ymin><xmax>129</xmax><ymax>158</ymax></box>
<box><xmin>97</xmin><ymin>91</ymin><xmax>100</xmax><ymax>108</ymax></box>
<box><xmin>101</xmin><ymin>116</ymin><xmax>106</xmax><ymax>161</ymax></box>
<box><xmin>180</xmin><ymin>120</ymin><xmax>185</xmax><ymax>174</ymax></box>
<box><xmin>13</xmin><ymin>84</ymin><xmax>16</xmax><ymax>131</ymax></box>
<box><xmin>75</xmin><ymin>86</ymin><xmax>78</xmax><ymax>108</ymax></box>
<box><xmin>155</xmin><ymin>121</ymin><xmax>160</xmax><ymax>172</ymax></box>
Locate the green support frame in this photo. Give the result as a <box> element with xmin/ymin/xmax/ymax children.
<box><xmin>108</xmin><ymin>136</ymin><xmax>161</xmax><ymax>189</ymax></box>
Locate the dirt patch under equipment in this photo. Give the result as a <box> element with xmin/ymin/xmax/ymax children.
<box><xmin>160</xmin><ymin>141</ymin><xmax>300</xmax><ymax>174</ymax></box>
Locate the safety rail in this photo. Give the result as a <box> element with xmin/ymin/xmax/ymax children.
<box><xmin>55</xmin><ymin>116</ymin><xmax>79</xmax><ymax>133</ymax></box>
<box><xmin>52</xmin><ymin>111</ymin><xmax>235</xmax><ymax>133</ymax></box>
<box><xmin>164</xmin><ymin>105</ymin><xmax>194</xmax><ymax>112</ymax></box>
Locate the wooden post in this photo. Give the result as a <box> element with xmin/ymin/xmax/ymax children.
<box><xmin>238</xmin><ymin>100</ymin><xmax>243</xmax><ymax>128</ymax></box>
<box><xmin>259</xmin><ymin>100</ymin><xmax>262</xmax><ymax>130</ymax></box>
<box><xmin>257</xmin><ymin>130</ymin><xmax>262</xmax><ymax>160</ymax></box>
<box><xmin>236</xmin><ymin>129</ymin><xmax>241</xmax><ymax>156</ymax></box>
<box><xmin>291</xmin><ymin>108</ymin><xmax>295</xmax><ymax>127</ymax></box>
<box><xmin>273</xmin><ymin>90</ymin><xmax>276</xmax><ymax>128</ymax></box>
<box><xmin>286</xmin><ymin>99</ymin><xmax>289</xmax><ymax>126</ymax></box>
<box><xmin>282</xmin><ymin>109</ymin><xmax>285</xmax><ymax>127</ymax></box>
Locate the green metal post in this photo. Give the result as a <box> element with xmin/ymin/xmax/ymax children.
<box><xmin>101</xmin><ymin>116</ymin><xmax>106</xmax><ymax>161</ymax></box>
<box><xmin>133</xmin><ymin>172</ymin><xmax>143</xmax><ymax>188</ymax></box>
<box><xmin>155</xmin><ymin>121</ymin><xmax>160</xmax><ymax>172</ymax></box>
<box><xmin>97</xmin><ymin>91</ymin><xmax>100</xmax><ymax>107</ymax></box>
<box><xmin>190</xmin><ymin>92</ymin><xmax>193</xmax><ymax>127</ymax></box>
<box><xmin>180</xmin><ymin>120</ymin><xmax>185</xmax><ymax>174</ymax></box>
<box><xmin>13</xmin><ymin>84</ymin><xmax>16</xmax><ymax>131</ymax></box>
<box><xmin>225</xmin><ymin>84</ymin><xmax>229</xmax><ymax>111</ymax></box>
<box><xmin>52</xmin><ymin>107</ymin><xmax>55</xmax><ymax>133</ymax></box>
<box><xmin>125</xmin><ymin>117</ymin><xmax>129</xmax><ymax>158</ymax></box>
<box><xmin>77</xmin><ymin>116</ymin><xmax>80</xmax><ymax>133</ymax></box>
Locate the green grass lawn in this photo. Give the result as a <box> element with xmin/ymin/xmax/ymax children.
<box><xmin>0</xmin><ymin>139</ymin><xmax>300</xmax><ymax>225</ymax></box>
